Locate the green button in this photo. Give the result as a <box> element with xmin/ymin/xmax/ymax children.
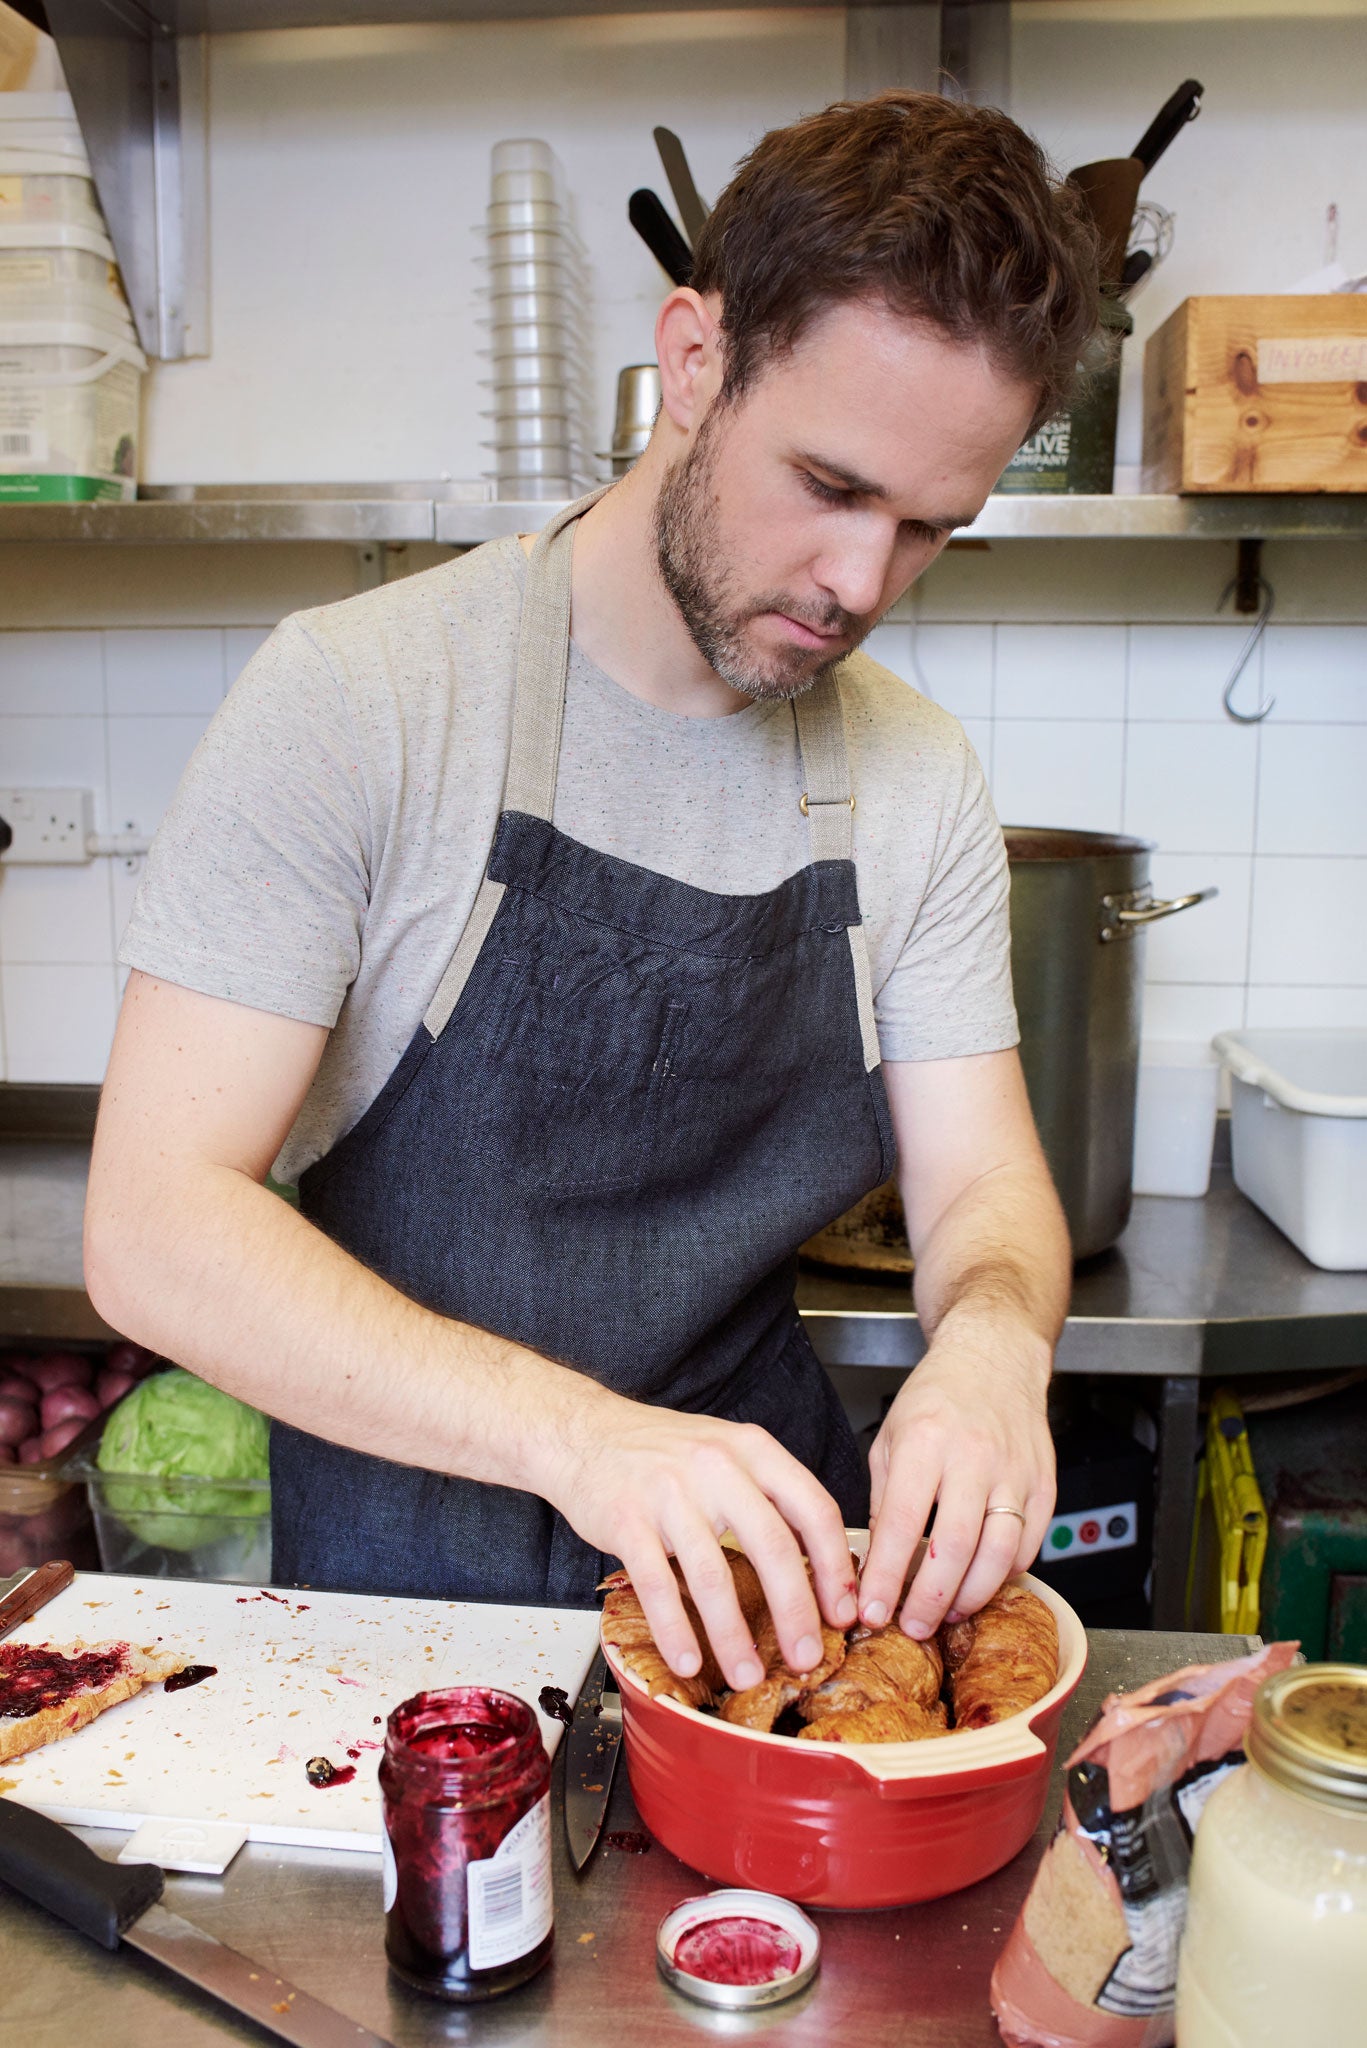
<box><xmin>1050</xmin><ymin>1525</ymin><xmax>1073</xmax><ymax>1551</ymax></box>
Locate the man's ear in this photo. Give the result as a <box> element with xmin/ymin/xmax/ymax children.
<box><xmin>654</xmin><ymin>288</ymin><xmax>724</xmax><ymax>432</ymax></box>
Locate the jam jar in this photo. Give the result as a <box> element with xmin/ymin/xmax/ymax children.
<box><xmin>380</xmin><ymin>1685</ymin><xmax>553</xmax><ymax>2001</ymax></box>
<box><xmin>1176</xmin><ymin>1661</ymin><xmax>1367</xmax><ymax>2046</ymax></box>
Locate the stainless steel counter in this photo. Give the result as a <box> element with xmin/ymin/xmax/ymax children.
<box><xmin>0</xmin><ymin>1626</ymin><xmax>1254</xmax><ymax>2048</ymax></box>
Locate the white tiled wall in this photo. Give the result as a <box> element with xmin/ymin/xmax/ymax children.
<box><xmin>2</xmin><ymin>600</ymin><xmax>1363</xmax><ymax>1082</ymax></box>
<box><xmin>865</xmin><ymin>614</ymin><xmax>1367</xmax><ymax>1049</ymax></box>
<box><xmin>0</xmin><ymin>628</ymin><xmax>267</xmax><ymax>1080</ymax></box>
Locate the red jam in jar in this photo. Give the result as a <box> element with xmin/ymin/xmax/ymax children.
<box><xmin>379</xmin><ymin>1686</ymin><xmax>553</xmax><ymax>2001</ymax></box>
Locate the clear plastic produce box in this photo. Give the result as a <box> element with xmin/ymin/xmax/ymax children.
<box><xmin>77</xmin><ymin>1464</ymin><xmax>271</xmax><ymax>1584</ymax></box>
<box><xmin>0</xmin><ymin>1410</ymin><xmax>103</xmax><ymax>1575</ymax></box>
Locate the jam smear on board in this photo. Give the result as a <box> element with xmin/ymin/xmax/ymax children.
<box><xmin>537</xmin><ymin>1685</ymin><xmax>574</xmax><ymax>1729</ymax></box>
<box><xmin>0</xmin><ymin>1642</ymin><xmax>129</xmax><ymax>1719</ymax></box>
<box><xmin>164</xmin><ymin>1664</ymin><xmax>217</xmax><ymax>1694</ymax></box>
<box><xmin>604</xmin><ymin>1830</ymin><xmax>651</xmax><ymax>1855</ymax></box>
<box><xmin>673</xmin><ymin>1917</ymin><xmax>801</xmax><ymax>1986</ymax></box>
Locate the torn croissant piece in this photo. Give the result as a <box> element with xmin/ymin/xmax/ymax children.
<box><xmin>801</xmin><ymin>1620</ymin><xmax>943</xmax><ymax>1723</ymax></box>
<box><xmin>718</xmin><ymin>1606</ymin><xmax>847</xmax><ymax>1735</ymax></box>
<box><xmin>940</xmin><ymin>1582</ymin><xmax>1059</xmax><ymax>1729</ymax></box>
<box><xmin>598</xmin><ymin>1550</ymin><xmax>767</xmax><ymax>1711</ymax></box>
<box><xmin>796</xmin><ymin>1699</ymin><xmax>949</xmax><ymax>1744</ymax></box>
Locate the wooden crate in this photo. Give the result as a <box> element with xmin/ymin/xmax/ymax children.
<box><xmin>1142</xmin><ymin>295</ymin><xmax>1367</xmax><ymax>493</ymax></box>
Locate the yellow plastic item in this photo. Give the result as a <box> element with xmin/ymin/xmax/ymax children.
<box><xmin>1186</xmin><ymin>1390</ymin><xmax>1267</xmax><ymax>1635</ymax></box>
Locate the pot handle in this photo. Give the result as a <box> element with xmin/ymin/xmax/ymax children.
<box><xmin>1099</xmin><ymin>886</ymin><xmax>1217</xmax><ymax>943</ymax></box>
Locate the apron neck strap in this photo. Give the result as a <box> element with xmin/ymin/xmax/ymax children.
<box><xmin>792</xmin><ymin>677</ymin><xmax>855</xmax><ymax>862</ymax></box>
<box><xmin>504</xmin><ymin>486</ymin><xmax>612</xmax><ymax>821</ymax></box>
<box><xmin>506</xmin><ymin>485</ymin><xmax>855</xmax><ymax>867</ymax></box>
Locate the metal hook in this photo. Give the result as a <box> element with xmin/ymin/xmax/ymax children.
<box><xmin>1218</xmin><ymin>563</ymin><xmax>1276</xmax><ymax>724</ymax></box>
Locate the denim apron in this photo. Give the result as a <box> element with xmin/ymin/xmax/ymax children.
<box><xmin>272</xmin><ymin>490</ymin><xmax>895</xmax><ymax>1604</ymax></box>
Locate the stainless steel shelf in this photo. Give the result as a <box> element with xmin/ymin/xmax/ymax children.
<box><xmin>799</xmin><ymin>1167</ymin><xmax>1367</xmax><ymax>1379</ymax></box>
<box><xmin>5</xmin><ymin>490</ymin><xmax>1367</xmax><ymax>547</ymax></box>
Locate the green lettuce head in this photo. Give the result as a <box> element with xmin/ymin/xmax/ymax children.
<box><xmin>96</xmin><ymin>1368</ymin><xmax>270</xmax><ymax>1551</ymax></box>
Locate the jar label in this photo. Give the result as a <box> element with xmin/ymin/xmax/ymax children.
<box><xmin>467</xmin><ymin>1792</ymin><xmax>553</xmax><ymax>1971</ymax></box>
<box><xmin>381</xmin><ymin>1818</ymin><xmax>397</xmax><ymax>1914</ymax></box>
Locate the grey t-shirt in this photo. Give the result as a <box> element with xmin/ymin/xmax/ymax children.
<box><xmin>120</xmin><ymin>536</ymin><xmax>1017</xmax><ymax>1184</ymax></box>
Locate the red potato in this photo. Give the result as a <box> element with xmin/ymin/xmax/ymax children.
<box><xmin>19</xmin><ymin>1352</ymin><xmax>93</xmax><ymax>1393</ymax></box>
<box><xmin>40</xmin><ymin>1385</ymin><xmax>100</xmax><ymax>1434</ymax></box>
<box><xmin>0</xmin><ymin>1443</ymin><xmax>14</xmax><ymax>1465</ymax></box>
<box><xmin>17</xmin><ymin>1436</ymin><xmax>47</xmax><ymax>1465</ymax></box>
<box><xmin>104</xmin><ymin>1341</ymin><xmax>157</xmax><ymax>1381</ymax></box>
<box><xmin>0</xmin><ymin>1374</ymin><xmax>36</xmax><ymax>1405</ymax></box>
<box><xmin>37</xmin><ymin>1418</ymin><xmax>88</xmax><ymax>1461</ymax></box>
<box><xmin>0</xmin><ymin>1397</ymin><xmax>35</xmax><ymax>1448</ymax></box>
<box><xmin>95</xmin><ymin>1369</ymin><xmax>136</xmax><ymax>1411</ymax></box>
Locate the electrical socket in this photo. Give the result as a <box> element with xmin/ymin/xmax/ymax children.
<box><xmin>0</xmin><ymin>788</ymin><xmax>94</xmax><ymax>865</ymax></box>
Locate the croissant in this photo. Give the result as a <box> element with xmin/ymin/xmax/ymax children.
<box><xmin>801</xmin><ymin>1619</ymin><xmax>943</xmax><ymax>1722</ymax></box>
<box><xmin>796</xmin><ymin>1699</ymin><xmax>949</xmax><ymax>1744</ymax></box>
<box><xmin>940</xmin><ymin>1582</ymin><xmax>1058</xmax><ymax>1729</ymax></box>
<box><xmin>718</xmin><ymin>1603</ymin><xmax>847</xmax><ymax>1734</ymax></box>
<box><xmin>599</xmin><ymin>1550</ymin><xmax>769</xmax><ymax>1710</ymax></box>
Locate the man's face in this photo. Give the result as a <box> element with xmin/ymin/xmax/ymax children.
<box><xmin>655</xmin><ymin>298</ymin><xmax>1039</xmax><ymax>700</ymax></box>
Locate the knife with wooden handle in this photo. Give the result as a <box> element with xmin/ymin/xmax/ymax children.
<box><xmin>0</xmin><ymin>1560</ymin><xmax>75</xmax><ymax>1642</ymax></box>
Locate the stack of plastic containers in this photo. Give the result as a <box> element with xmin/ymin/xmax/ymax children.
<box><xmin>0</xmin><ymin>92</ymin><xmax>145</xmax><ymax>502</ymax></box>
<box><xmin>480</xmin><ymin>139</ymin><xmax>591</xmax><ymax>503</ymax></box>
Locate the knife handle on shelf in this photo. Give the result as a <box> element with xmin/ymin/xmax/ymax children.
<box><xmin>0</xmin><ymin>1797</ymin><xmax>163</xmax><ymax>1950</ymax></box>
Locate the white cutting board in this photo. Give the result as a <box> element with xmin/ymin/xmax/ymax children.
<box><xmin>0</xmin><ymin>1573</ymin><xmax>600</xmax><ymax>1853</ymax></box>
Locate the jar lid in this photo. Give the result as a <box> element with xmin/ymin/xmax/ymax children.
<box><xmin>656</xmin><ymin>1889</ymin><xmax>820</xmax><ymax>2010</ymax></box>
<box><xmin>1249</xmin><ymin>1663</ymin><xmax>1367</xmax><ymax>1811</ymax></box>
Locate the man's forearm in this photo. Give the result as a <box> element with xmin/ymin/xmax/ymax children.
<box><xmin>84</xmin><ymin>1158</ymin><xmax>616</xmax><ymax>1496</ymax></box>
<box><xmin>908</xmin><ymin>1158</ymin><xmax>1069</xmax><ymax>1374</ymax></box>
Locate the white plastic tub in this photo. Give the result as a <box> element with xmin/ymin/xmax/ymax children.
<box><xmin>0</xmin><ymin>220</ymin><xmax>119</xmax><ymax>297</ymax></box>
<box><xmin>0</xmin><ymin>313</ymin><xmax>145</xmax><ymax>502</ymax></box>
<box><xmin>1132</xmin><ymin>1040</ymin><xmax>1221</xmax><ymax>1198</ymax></box>
<box><xmin>0</xmin><ymin>90</ymin><xmax>104</xmax><ymax>234</ymax></box>
<box><xmin>1212</xmin><ymin>1029</ymin><xmax>1367</xmax><ymax>1269</ymax></box>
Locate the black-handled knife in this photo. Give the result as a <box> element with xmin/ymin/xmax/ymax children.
<box><xmin>1131</xmin><ymin>79</ymin><xmax>1203</xmax><ymax>177</ymax></box>
<box><xmin>564</xmin><ymin>1654</ymin><xmax>623</xmax><ymax>1872</ymax></box>
<box><xmin>0</xmin><ymin>1799</ymin><xmax>394</xmax><ymax>2047</ymax></box>
<box><xmin>628</xmin><ymin>188</ymin><xmax>694</xmax><ymax>287</ymax></box>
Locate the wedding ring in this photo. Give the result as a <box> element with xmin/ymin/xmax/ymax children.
<box><xmin>983</xmin><ymin>1504</ymin><xmax>1027</xmax><ymax>1524</ymax></box>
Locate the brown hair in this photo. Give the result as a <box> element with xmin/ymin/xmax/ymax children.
<box><xmin>690</xmin><ymin>91</ymin><xmax>1100</xmax><ymax>434</ymax></box>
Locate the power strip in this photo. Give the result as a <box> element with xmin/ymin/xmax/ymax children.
<box><xmin>1043</xmin><ymin>1500</ymin><xmax>1138</xmax><ymax>1558</ymax></box>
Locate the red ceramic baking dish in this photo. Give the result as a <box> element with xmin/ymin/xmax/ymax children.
<box><xmin>602</xmin><ymin>1567</ymin><xmax>1087</xmax><ymax>1910</ymax></box>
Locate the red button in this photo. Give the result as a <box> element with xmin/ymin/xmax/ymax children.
<box><xmin>1079</xmin><ymin>1520</ymin><xmax>1101</xmax><ymax>1544</ymax></box>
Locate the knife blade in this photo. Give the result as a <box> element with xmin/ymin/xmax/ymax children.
<box><xmin>0</xmin><ymin>1797</ymin><xmax>394</xmax><ymax>2048</ymax></box>
<box><xmin>0</xmin><ymin>1559</ymin><xmax>74</xmax><ymax>1641</ymax></box>
<box><xmin>653</xmin><ymin>125</ymin><xmax>710</xmax><ymax>249</ymax></box>
<box><xmin>564</xmin><ymin>1653</ymin><xmax>623</xmax><ymax>1873</ymax></box>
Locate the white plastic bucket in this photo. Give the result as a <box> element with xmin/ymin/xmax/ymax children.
<box><xmin>0</xmin><ymin>219</ymin><xmax>121</xmax><ymax>298</ymax></box>
<box><xmin>0</xmin><ymin>91</ymin><xmax>103</xmax><ymax>233</ymax></box>
<box><xmin>0</xmin><ymin>313</ymin><xmax>145</xmax><ymax>502</ymax></box>
<box><xmin>1132</xmin><ymin>1041</ymin><xmax>1221</xmax><ymax>1198</ymax></box>
<box><xmin>1212</xmin><ymin>1028</ymin><xmax>1367</xmax><ymax>1270</ymax></box>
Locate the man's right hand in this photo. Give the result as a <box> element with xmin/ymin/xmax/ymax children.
<box><xmin>542</xmin><ymin>1393</ymin><xmax>858</xmax><ymax>1691</ymax></box>
<box><xmin>88</xmin><ymin>976</ymin><xmax>855</xmax><ymax>1695</ymax></box>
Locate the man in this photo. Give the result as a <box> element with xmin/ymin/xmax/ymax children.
<box><xmin>86</xmin><ymin>91</ymin><xmax>1097</xmax><ymax>1695</ymax></box>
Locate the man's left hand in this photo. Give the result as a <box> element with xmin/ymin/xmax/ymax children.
<box><xmin>857</xmin><ymin>1319</ymin><xmax>1054</xmax><ymax>1636</ymax></box>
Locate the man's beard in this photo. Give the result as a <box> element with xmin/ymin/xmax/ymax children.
<box><xmin>653</xmin><ymin>408</ymin><xmax>874</xmax><ymax>701</ymax></box>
